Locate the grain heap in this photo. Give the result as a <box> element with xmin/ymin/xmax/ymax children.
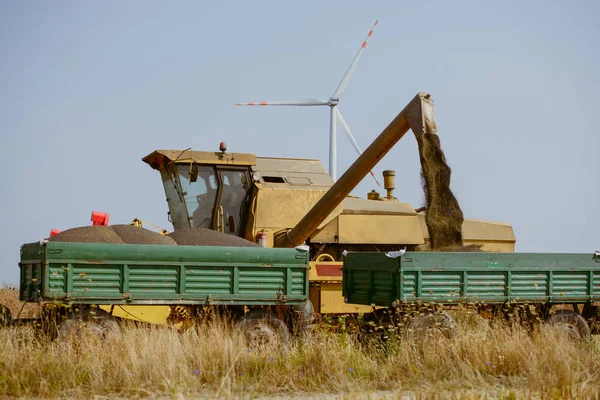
<box><xmin>110</xmin><ymin>224</ymin><xmax>176</xmax><ymax>245</ymax></box>
<box><xmin>50</xmin><ymin>225</ymin><xmax>258</xmax><ymax>247</ymax></box>
<box><xmin>168</xmin><ymin>228</ymin><xmax>259</xmax><ymax>247</ymax></box>
<box><xmin>416</xmin><ymin>133</ymin><xmax>465</xmax><ymax>250</ymax></box>
<box><xmin>49</xmin><ymin>226</ymin><xmax>124</xmax><ymax>244</ymax></box>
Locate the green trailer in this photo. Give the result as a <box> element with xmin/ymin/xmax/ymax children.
<box><xmin>14</xmin><ymin>241</ymin><xmax>314</xmax><ymax>343</ymax></box>
<box><xmin>342</xmin><ymin>251</ymin><xmax>600</xmax><ymax>339</ymax></box>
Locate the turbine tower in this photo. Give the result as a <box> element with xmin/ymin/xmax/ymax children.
<box><xmin>236</xmin><ymin>21</ymin><xmax>380</xmax><ymax>184</ymax></box>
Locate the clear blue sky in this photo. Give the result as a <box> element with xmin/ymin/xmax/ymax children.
<box><xmin>1</xmin><ymin>1</ymin><xmax>598</xmax><ymax>284</ymax></box>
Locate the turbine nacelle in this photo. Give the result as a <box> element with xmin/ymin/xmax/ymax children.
<box><xmin>328</xmin><ymin>97</ymin><xmax>340</xmax><ymax>106</ymax></box>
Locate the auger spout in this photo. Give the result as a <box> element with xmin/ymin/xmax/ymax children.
<box><xmin>275</xmin><ymin>92</ymin><xmax>437</xmax><ymax>248</ymax></box>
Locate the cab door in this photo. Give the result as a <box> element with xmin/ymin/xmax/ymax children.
<box><xmin>215</xmin><ymin>167</ymin><xmax>252</xmax><ymax>235</ymax></box>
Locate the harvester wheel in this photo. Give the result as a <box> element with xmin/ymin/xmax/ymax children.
<box><xmin>0</xmin><ymin>305</ymin><xmax>12</xmax><ymax>328</ymax></box>
<box><xmin>407</xmin><ymin>311</ymin><xmax>457</xmax><ymax>339</ymax></box>
<box><xmin>236</xmin><ymin>311</ymin><xmax>290</xmax><ymax>348</ymax></box>
<box><xmin>547</xmin><ymin>310</ymin><xmax>591</xmax><ymax>341</ymax></box>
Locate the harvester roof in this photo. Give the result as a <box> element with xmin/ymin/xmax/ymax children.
<box><xmin>254</xmin><ymin>157</ymin><xmax>334</xmax><ymax>189</ymax></box>
<box><xmin>143</xmin><ymin>149</ymin><xmax>256</xmax><ymax>170</ymax></box>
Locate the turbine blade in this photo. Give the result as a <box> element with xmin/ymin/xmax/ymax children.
<box><xmin>336</xmin><ymin>109</ymin><xmax>381</xmax><ymax>187</ymax></box>
<box><xmin>332</xmin><ymin>20</ymin><xmax>378</xmax><ymax>99</ymax></box>
<box><xmin>235</xmin><ymin>98</ymin><xmax>328</xmax><ymax>106</ymax></box>
<box><xmin>335</xmin><ymin>108</ymin><xmax>363</xmax><ymax>155</ymax></box>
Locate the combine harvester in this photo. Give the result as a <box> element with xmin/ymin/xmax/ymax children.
<box><xmin>140</xmin><ymin>92</ymin><xmax>514</xmax><ymax>318</ymax></box>
<box><xmin>7</xmin><ymin>93</ymin><xmax>599</xmax><ymax>342</ymax></box>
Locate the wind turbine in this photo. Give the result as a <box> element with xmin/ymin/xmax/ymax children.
<box><xmin>236</xmin><ymin>20</ymin><xmax>380</xmax><ymax>184</ymax></box>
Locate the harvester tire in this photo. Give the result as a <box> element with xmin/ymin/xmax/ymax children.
<box><xmin>407</xmin><ymin>311</ymin><xmax>457</xmax><ymax>339</ymax></box>
<box><xmin>236</xmin><ymin>311</ymin><xmax>290</xmax><ymax>348</ymax></box>
<box><xmin>547</xmin><ymin>310</ymin><xmax>591</xmax><ymax>341</ymax></box>
<box><xmin>0</xmin><ymin>305</ymin><xmax>12</xmax><ymax>328</ymax></box>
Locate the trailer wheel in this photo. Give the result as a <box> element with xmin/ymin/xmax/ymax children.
<box><xmin>547</xmin><ymin>310</ymin><xmax>591</xmax><ymax>341</ymax></box>
<box><xmin>407</xmin><ymin>311</ymin><xmax>457</xmax><ymax>339</ymax></box>
<box><xmin>0</xmin><ymin>305</ymin><xmax>11</xmax><ymax>328</ymax></box>
<box><xmin>58</xmin><ymin>317</ymin><xmax>121</xmax><ymax>343</ymax></box>
<box><xmin>236</xmin><ymin>312</ymin><xmax>290</xmax><ymax>347</ymax></box>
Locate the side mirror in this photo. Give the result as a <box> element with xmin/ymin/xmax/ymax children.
<box><xmin>189</xmin><ymin>164</ymin><xmax>199</xmax><ymax>183</ymax></box>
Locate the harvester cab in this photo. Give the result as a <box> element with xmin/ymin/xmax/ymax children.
<box><xmin>142</xmin><ymin>146</ymin><xmax>344</xmax><ymax>250</ymax></box>
<box><xmin>143</xmin><ymin>149</ymin><xmax>256</xmax><ymax>237</ymax></box>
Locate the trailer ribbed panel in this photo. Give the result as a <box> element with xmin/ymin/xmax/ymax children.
<box><xmin>48</xmin><ymin>265</ymin><xmax>65</xmax><ymax>294</ymax></box>
<box><xmin>402</xmin><ymin>272</ymin><xmax>417</xmax><ymax>300</ymax></box>
<box><xmin>466</xmin><ymin>271</ymin><xmax>506</xmax><ymax>299</ymax></box>
<box><xmin>421</xmin><ymin>272</ymin><xmax>461</xmax><ymax>299</ymax></box>
<box><xmin>129</xmin><ymin>266</ymin><xmax>178</xmax><ymax>294</ymax></box>
<box><xmin>185</xmin><ymin>268</ymin><xmax>231</xmax><ymax>294</ymax></box>
<box><xmin>18</xmin><ymin>262</ymin><xmax>41</xmax><ymax>300</ymax></box>
<box><xmin>24</xmin><ymin>264</ymin><xmax>42</xmax><ymax>284</ymax></box>
<box><xmin>71</xmin><ymin>264</ymin><xmax>121</xmax><ymax>295</ymax></box>
<box><xmin>553</xmin><ymin>271</ymin><xmax>588</xmax><ymax>298</ymax></box>
<box><xmin>28</xmin><ymin>264</ymin><xmax>42</xmax><ymax>283</ymax></box>
<box><xmin>511</xmin><ymin>272</ymin><xmax>548</xmax><ymax>299</ymax></box>
<box><xmin>349</xmin><ymin>270</ymin><xmax>370</xmax><ymax>304</ymax></box>
<box><xmin>372</xmin><ymin>271</ymin><xmax>395</xmax><ymax>304</ymax></box>
<box><xmin>239</xmin><ymin>269</ymin><xmax>284</xmax><ymax>293</ymax></box>
<box><xmin>291</xmin><ymin>270</ymin><xmax>306</xmax><ymax>295</ymax></box>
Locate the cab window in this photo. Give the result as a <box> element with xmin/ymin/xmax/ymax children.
<box><xmin>177</xmin><ymin>165</ymin><xmax>218</xmax><ymax>228</ymax></box>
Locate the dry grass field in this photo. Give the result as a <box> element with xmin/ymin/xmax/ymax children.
<box><xmin>0</xmin><ymin>285</ymin><xmax>39</xmax><ymax>319</ymax></box>
<box><xmin>1</xmin><ymin>286</ymin><xmax>600</xmax><ymax>399</ymax></box>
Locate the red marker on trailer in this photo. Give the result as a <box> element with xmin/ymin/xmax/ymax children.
<box><xmin>90</xmin><ymin>211</ymin><xmax>110</xmax><ymax>226</ymax></box>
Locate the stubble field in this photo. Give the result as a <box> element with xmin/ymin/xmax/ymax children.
<box><xmin>1</xmin><ymin>286</ymin><xmax>599</xmax><ymax>399</ymax></box>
